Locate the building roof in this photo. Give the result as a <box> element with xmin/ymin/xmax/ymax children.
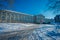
<box><xmin>1</xmin><ymin>10</ymin><xmax>33</xmax><ymax>16</ymax></box>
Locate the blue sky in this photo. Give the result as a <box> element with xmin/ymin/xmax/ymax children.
<box><xmin>3</xmin><ymin>0</ymin><xmax>58</xmax><ymax>19</ymax></box>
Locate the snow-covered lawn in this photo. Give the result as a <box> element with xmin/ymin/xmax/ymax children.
<box><xmin>0</xmin><ymin>23</ymin><xmax>60</xmax><ymax>40</ymax></box>
<box><xmin>0</xmin><ymin>23</ymin><xmax>38</xmax><ymax>32</ymax></box>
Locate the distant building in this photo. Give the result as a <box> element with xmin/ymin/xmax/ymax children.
<box><xmin>54</xmin><ymin>15</ymin><xmax>60</xmax><ymax>23</ymax></box>
<box><xmin>50</xmin><ymin>19</ymin><xmax>55</xmax><ymax>24</ymax></box>
<box><xmin>34</xmin><ymin>14</ymin><xmax>45</xmax><ymax>24</ymax></box>
<box><xmin>44</xmin><ymin>18</ymin><xmax>51</xmax><ymax>24</ymax></box>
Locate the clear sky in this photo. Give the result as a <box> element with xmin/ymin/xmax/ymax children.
<box><xmin>4</xmin><ymin>0</ymin><xmax>59</xmax><ymax>19</ymax></box>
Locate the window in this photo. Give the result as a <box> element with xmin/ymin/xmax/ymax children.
<box><xmin>19</xmin><ymin>15</ymin><xmax>21</xmax><ymax>21</ymax></box>
<box><xmin>11</xmin><ymin>13</ymin><xmax>14</xmax><ymax>20</ymax></box>
<box><xmin>2</xmin><ymin>16</ymin><xmax>5</xmax><ymax>20</ymax></box>
<box><xmin>1</xmin><ymin>12</ymin><xmax>6</xmax><ymax>20</ymax></box>
<box><xmin>18</xmin><ymin>14</ymin><xmax>20</xmax><ymax>21</ymax></box>
<box><xmin>7</xmin><ymin>13</ymin><xmax>10</xmax><ymax>20</ymax></box>
<box><xmin>15</xmin><ymin>14</ymin><xmax>18</xmax><ymax>21</ymax></box>
<box><xmin>13</xmin><ymin>14</ymin><xmax>15</xmax><ymax>20</ymax></box>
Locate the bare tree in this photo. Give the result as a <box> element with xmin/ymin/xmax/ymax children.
<box><xmin>47</xmin><ymin>0</ymin><xmax>60</xmax><ymax>14</ymax></box>
<box><xmin>0</xmin><ymin>0</ymin><xmax>14</xmax><ymax>10</ymax></box>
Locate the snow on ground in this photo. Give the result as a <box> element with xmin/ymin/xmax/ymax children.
<box><xmin>0</xmin><ymin>23</ymin><xmax>60</xmax><ymax>40</ymax></box>
<box><xmin>0</xmin><ymin>23</ymin><xmax>38</xmax><ymax>32</ymax></box>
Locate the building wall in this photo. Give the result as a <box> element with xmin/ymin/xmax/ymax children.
<box><xmin>35</xmin><ymin>14</ymin><xmax>45</xmax><ymax>24</ymax></box>
<box><xmin>0</xmin><ymin>10</ymin><xmax>34</xmax><ymax>23</ymax></box>
<box><xmin>44</xmin><ymin>19</ymin><xmax>51</xmax><ymax>24</ymax></box>
<box><xmin>54</xmin><ymin>15</ymin><xmax>60</xmax><ymax>23</ymax></box>
<box><xmin>0</xmin><ymin>10</ymin><xmax>6</xmax><ymax>23</ymax></box>
<box><xmin>0</xmin><ymin>10</ymin><xmax>45</xmax><ymax>24</ymax></box>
